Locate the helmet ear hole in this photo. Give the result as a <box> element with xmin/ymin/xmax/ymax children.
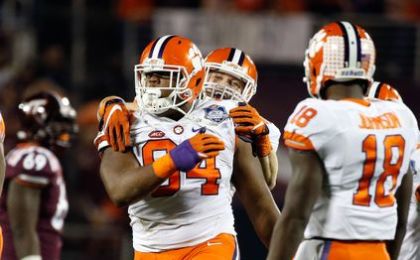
<box><xmin>312</xmin><ymin>67</ymin><xmax>317</xmax><ymax>77</ymax></box>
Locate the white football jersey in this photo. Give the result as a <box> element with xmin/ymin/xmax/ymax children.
<box><xmin>128</xmin><ymin>99</ymin><xmax>238</xmax><ymax>252</ymax></box>
<box><xmin>284</xmin><ymin>98</ymin><xmax>418</xmax><ymax>240</ymax></box>
<box><xmin>399</xmin><ymin>144</ymin><xmax>420</xmax><ymax>260</ymax></box>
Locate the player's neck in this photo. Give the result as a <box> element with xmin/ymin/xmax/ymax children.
<box><xmin>325</xmin><ymin>84</ymin><xmax>365</xmax><ymax>101</ymax></box>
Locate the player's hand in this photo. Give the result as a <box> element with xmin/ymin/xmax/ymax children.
<box><xmin>229</xmin><ymin>103</ymin><xmax>272</xmax><ymax>157</ymax></box>
<box><xmin>229</xmin><ymin>103</ymin><xmax>269</xmax><ymax>138</ymax></box>
<box><xmin>169</xmin><ymin>133</ymin><xmax>225</xmax><ymax>172</ymax></box>
<box><xmin>95</xmin><ymin>96</ymin><xmax>131</xmax><ymax>152</ymax></box>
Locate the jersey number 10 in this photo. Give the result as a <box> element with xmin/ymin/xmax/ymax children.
<box><xmin>353</xmin><ymin>135</ymin><xmax>405</xmax><ymax>207</ymax></box>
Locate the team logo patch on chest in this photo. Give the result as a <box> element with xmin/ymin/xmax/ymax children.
<box><xmin>173</xmin><ymin>125</ymin><xmax>184</xmax><ymax>135</ymax></box>
<box><xmin>204</xmin><ymin>105</ymin><xmax>228</xmax><ymax>123</ymax></box>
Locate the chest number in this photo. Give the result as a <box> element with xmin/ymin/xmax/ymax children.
<box><xmin>290</xmin><ymin>106</ymin><xmax>317</xmax><ymax>128</ymax></box>
<box><xmin>142</xmin><ymin>139</ymin><xmax>221</xmax><ymax>197</ymax></box>
<box><xmin>353</xmin><ymin>135</ymin><xmax>405</xmax><ymax>207</ymax></box>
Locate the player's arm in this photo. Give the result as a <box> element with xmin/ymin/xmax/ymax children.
<box><xmin>230</xmin><ymin>104</ymin><xmax>279</xmax><ymax>189</ymax></box>
<box><xmin>232</xmin><ymin>138</ymin><xmax>280</xmax><ymax>248</ymax></box>
<box><xmin>7</xmin><ymin>180</ymin><xmax>42</xmax><ymax>259</ymax></box>
<box><xmin>267</xmin><ymin>148</ymin><xmax>324</xmax><ymax>260</ymax></box>
<box><xmin>259</xmin><ymin>122</ymin><xmax>280</xmax><ymax>189</ymax></box>
<box><xmin>0</xmin><ymin>143</ymin><xmax>5</xmax><ymax>196</ymax></box>
<box><xmin>387</xmin><ymin>170</ymin><xmax>413</xmax><ymax>260</ymax></box>
<box><xmin>258</xmin><ymin>152</ymin><xmax>278</xmax><ymax>189</ymax></box>
<box><xmin>100</xmin><ymin>133</ymin><xmax>225</xmax><ymax>206</ymax></box>
<box><xmin>100</xmin><ymin>149</ymin><xmax>166</xmax><ymax>206</ymax></box>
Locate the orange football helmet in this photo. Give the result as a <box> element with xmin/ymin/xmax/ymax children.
<box><xmin>135</xmin><ymin>35</ymin><xmax>205</xmax><ymax>114</ymax></box>
<box><xmin>204</xmin><ymin>48</ymin><xmax>257</xmax><ymax>102</ymax></box>
<box><xmin>367</xmin><ymin>81</ymin><xmax>402</xmax><ymax>102</ymax></box>
<box><xmin>304</xmin><ymin>21</ymin><xmax>376</xmax><ymax>98</ymax></box>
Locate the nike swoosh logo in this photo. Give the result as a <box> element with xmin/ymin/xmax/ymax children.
<box><xmin>192</xmin><ymin>127</ymin><xmax>206</xmax><ymax>133</ymax></box>
<box><xmin>207</xmin><ymin>242</ymin><xmax>222</xmax><ymax>246</ymax></box>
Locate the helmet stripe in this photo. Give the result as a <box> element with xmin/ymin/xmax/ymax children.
<box><xmin>227</xmin><ymin>48</ymin><xmax>236</xmax><ymax>62</ymax></box>
<box><xmin>340</xmin><ymin>21</ymin><xmax>359</xmax><ymax>68</ymax></box>
<box><xmin>350</xmin><ymin>23</ymin><xmax>362</xmax><ymax>63</ymax></box>
<box><xmin>157</xmin><ymin>35</ymin><xmax>175</xmax><ymax>58</ymax></box>
<box><xmin>148</xmin><ymin>39</ymin><xmax>159</xmax><ymax>58</ymax></box>
<box><xmin>237</xmin><ymin>51</ymin><xmax>245</xmax><ymax>66</ymax></box>
<box><xmin>336</xmin><ymin>22</ymin><xmax>349</xmax><ymax>67</ymax></box>
<box><xmin>150</xmin><ymin>35</ymin><xmax>174</xmax><ymax>59</ymax></box>
<box><xmin>231</xmin><ymin>49</ymin><xmax>243</xmax><ymax>65</ymax></box>
<box><xmin>227</xmin><ymin>48</ymin><xmax>245</xmax><ymax>66</ymax></box>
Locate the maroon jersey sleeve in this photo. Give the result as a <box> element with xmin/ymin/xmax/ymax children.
<box><xmin>6</xmin><ymin>146</ymin><xmax>60</xmax><ymax>188</ymax></box>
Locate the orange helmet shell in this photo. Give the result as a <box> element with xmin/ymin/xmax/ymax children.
<box><xmin>204</xmin><ymin>48</ymin><xmax>257</xmax><ymax>102</ymax></box>
<box><xmin>304</xmin><ymin>22</ymin><xmax>376</xmax><ymax>98</ymax></box>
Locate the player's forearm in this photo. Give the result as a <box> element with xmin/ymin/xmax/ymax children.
<box><xmin>267</xmin><ymin>215</ymin><xmax>306</xmax><ymax>260</ymax></box>
<box><xmin>241</xmin><ymin>188</ymin><xmax>280</xmax><ymax>248</ymax></box>
<box><xmin>258</xmin><ymin>151</ymin><xmax>278</xmax><ymax>189</ymax></box>
<box><xmin>254</xmin><ymin>206</ymin><xmax>280</xmax><ymax>247</ymax></box>
<box><xmin>100</xmin><ymin>150</ymin><xmax>171</xmax><ymax>206</ymax></box>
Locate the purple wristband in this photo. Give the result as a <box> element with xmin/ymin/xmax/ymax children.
<box><xmin>169</xmin><ymin>140</ymin><xmax>201</xmax><ymax>171</ymax></box>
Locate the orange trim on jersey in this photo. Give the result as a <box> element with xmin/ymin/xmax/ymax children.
<box><xmin>324</xmin><ymin>240</ymin><xmax>389</xmax><ymax>260</ymax></box>
<box><xmin>134</xmin><ymin>233</ymin><xmax>236</xmax><ymax>260</ymax></box>
<box><xmin>283</xmin><ymin>131</ymin><xmax>314</xmax><ymax>151</ymax></box>
<box><xmin>14</xmin><ymin>178</ymin><xmax>47</xmax><ymax>189</ymax></box>
<box><xmin>342</xmin><ymin>98</ymin><xmax>371</xmax><ymax>107</ymax></box>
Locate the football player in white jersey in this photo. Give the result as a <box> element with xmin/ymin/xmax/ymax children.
<box><xmin>267</xmin><ymin>22</ymin><xmax>418</xmax><ymax>260</ymax></box>
<box><xmin>203</xmin><ymin>47</ymin><xmax>280</xmax><ymax>189</ymax></box>
<box><xmin>95</xmin><ymin>35</ymin><xmax>279</xmax><ymax>259</ymax></box>
<box><xmin>367</xmin><ymin>82</ymin><xmax>420</xmax><ymax>260</ymax></box>
<box><xmin>96</xmin><ymin>47</ymin><xmax>281</xmax><ymax>190</ymax></box>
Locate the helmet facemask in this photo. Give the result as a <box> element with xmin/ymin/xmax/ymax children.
<box><xmin>204</xmin><ymin>62</ymin><xmax>256</xmax><ymax>102</ymax></box>
<box><xmin>135</xmin><ymin>59</ymin><xmax>194</xmax><ymax>115</ymax></box>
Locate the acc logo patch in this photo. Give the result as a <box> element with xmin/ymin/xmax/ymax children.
<box><xmin>148</xmin><ymin>130</ymin><xmax>165</xmax><ymax>138</ymax></box>
<box><xmin>204</xmin><ymin>105</ymin><xmax>228</xmax><ymax>123</ymax></box>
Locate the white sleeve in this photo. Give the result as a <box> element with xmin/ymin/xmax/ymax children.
<box><xmin>267</xmin><ymin>121</ymin><xmax>281</xmax><ymax>152</ymax></box>
<box><xmin>283</xmin><ymin>98</ymin><xmax>337</xmax><ymax>151</ymax></box>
